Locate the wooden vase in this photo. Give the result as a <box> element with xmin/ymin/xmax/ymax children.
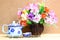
<box><xmin>22</xmin><ymin>22</ymin><xmax>44</xmax><ymax>36</ymax></box>
<box><xmin>29</xmin><ymin>23</ymin><xmax>44</xmax><ymax>35</ymax></box>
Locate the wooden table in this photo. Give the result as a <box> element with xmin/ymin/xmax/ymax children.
<box><xmin>0</xmin><ymin>34</ymin><xmax>60</xmax><ymax>40</ymax></box>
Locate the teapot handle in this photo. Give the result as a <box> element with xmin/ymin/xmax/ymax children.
<box><xmin>2</xmin><ymin>24</ymin><xmax>8</xmax><ymax>34</ymax></box>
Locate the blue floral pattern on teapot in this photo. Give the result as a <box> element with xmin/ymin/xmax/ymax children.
<box><xmin>2</xmin><ymin>21</ymin><xmax>23</xmax><ymax>37</ymax></box>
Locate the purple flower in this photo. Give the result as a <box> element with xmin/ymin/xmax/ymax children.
<box><xmin>27</xmin><ymin>12</ymin><xmax>35</xmax><ymax>20</ymax></box>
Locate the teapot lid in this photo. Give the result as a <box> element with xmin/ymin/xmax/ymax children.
<box><xmin>8</xmin><ymin>21</ymin><xmax>21</xmax><ymax>27</ymax></box>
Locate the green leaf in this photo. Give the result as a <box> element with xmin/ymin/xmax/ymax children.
<box><xmin>38</xmin><ymin>3</ymin><xmax>45</xmax><ymax>14</ymax></box>
<box><xmin>27</xmin><ymin>20</ymin><xmax>32</xmax><ymax>24</ymax></box>
<box><xmin>27</xmin><ymin>9</ymin><xmax>31</xmax><ymax>14</ymax></box>
<box><xmin>39</xmin><ymin>6</ymin><xmax>44</xmax><ymax>14</ymax></box>
<box><xmin>39</xmin><ymin>18</ymin><xmax>44</xmax><ymax>24</ymax></box>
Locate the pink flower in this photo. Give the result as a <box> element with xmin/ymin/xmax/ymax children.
<box><xmin>45</xmin><ymin>17</ymin><xmax>55</xmax><ymax>24</ymax></box>
<box><xmin>25</xmin><ymin>3</ymin><xmax>39</xmax><ymax>13</ymax></box>
<box><xmin>49</xmin><ymin>10</ymin><xmax>58</xmax><ymax>23</ymax></box>
<box><xmin>45</xmin><ymin>10</ymin><xmax>58</xmax><ymax>24</ymax></box>
<box><xmin>17</xmin><ymin>9</ymin><xmax>22</xmax><ymax>16</ymax></box>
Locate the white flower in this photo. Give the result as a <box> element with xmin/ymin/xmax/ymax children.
<box><xmin>21</xmin><ymin>13</ymin><xmax>28</xmax><ymax>20</ymax></box>
<box><xmin>33</xmin><ymin>10</ymin><xmax>39</xmax><ymax>15</ymax></box>
<box><xmin>33</xmin><ymin>14</ymin><xmax>41</xmax><ymax>23</ymax></box>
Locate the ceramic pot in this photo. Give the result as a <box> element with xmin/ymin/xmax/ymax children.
<box><xmin>2</xmin><ymin>21</ymin><xmax>23</xmax><ymax>37</ymax></box>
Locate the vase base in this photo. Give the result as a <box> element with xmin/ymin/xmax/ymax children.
<box><xmin>29</xmin><ymin>23</ymin><xmax>44</xmax><ymax>35</ymax></box>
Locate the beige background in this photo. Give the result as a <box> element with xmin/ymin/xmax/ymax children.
<box><xmin>0</xmin><ymin>0</ymin><xmax>60</xmax><ymax>34</ymax></box>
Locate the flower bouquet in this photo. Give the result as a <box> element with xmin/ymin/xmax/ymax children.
<box><xmin>17</xmin><ymin>3</ymin><xmax>58</xmax><ymax>36</ymax></box>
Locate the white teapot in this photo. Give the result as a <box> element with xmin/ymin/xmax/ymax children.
<box><xmin>2</xmin><ymin>21</ymin><xmax>23</xmax><ymax>37</ymax></box>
